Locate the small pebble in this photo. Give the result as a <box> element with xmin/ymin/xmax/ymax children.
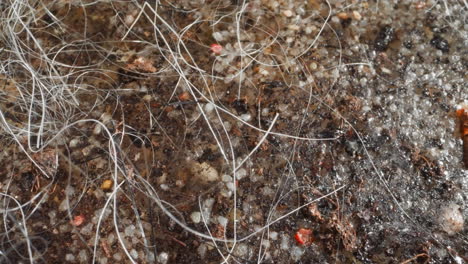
<box><xmin>282</xmin><ymin>10</ymin><xmax>293</xmax><ymax>17</ymax></box>
<box><xmin>100</xmin><ymin>113</ymin><xmax>112</xmax><ymax>123</ymax></box>
<box><xmin>65</xmin><ymin>254</ymin><xmax>75</xmax><ymax>262</ymax></box>
<box><xmin>147</xmin><ymin>252</ymin><xmax>155</xmax><ymax>262</ymax></box>
<box><xmin>93</xmin><ymin>124</ymin><xmax>102</xmax><ymax>135</ymax></box>
<box><xmin>280</xmin><ymin>234</ymin><xmax>289</xmax><ymax>250</ymax></box>
<box><xmin>107</xmin><ymin>233</ymin><xmax>116</xmax><ymax>245</ymax></box>
<box><xmin>124</xmin><ymin>14</ymin><xmax>135</xmax><ymax>26</ymax></box>
<box><xmin>222</xmin><ymin>174</ymin><xmax>233</xmax><ymax>182</ymax></box>
<box><xmin>81</xmin><ymin>145</ymin><xmax>93</xmax><ymax>157</ymax></box>
<box><xmin>287</xmin><ymin>24</ymin><xmax>300</xmax><ymax>31</ymax></box>
<box><xmin>236</xmin><ymin>168</ymin><xmax>247</xmax><ymax>180</ymax></box>
<box><xmin>143</xmin><ymin>94</ymin><xmax>152</xmax><ymax>101</ymax></box>
<box><xmin>290</xmin><ymin>246</ymin><xmax>305</xmax><ymax>261</ymax></box>
<box><xmin>125</xmin><ymin>225</ymin><xmax>136</xmax><ymax>236</ymax></box>
<box><xmin>438</xmin><ymin>203</ymin><xmax>464</xmax><ymax>235</ymax></box>
<box><xmin>69</xmin><ymin>138</ymin><xmax>80</xmax><ymax>148</ymax></box>
<box><xmin>197</xmin><ymin>244</ymin><xmax>207</xmax><ymax>258</ymax></box>
<box><xmin>192</xmin><ymin>162</ymin><xmax>219</xmax><ymax>183</ymax></box>
<box><xmin>270</xmin><ymin>231</ymin><xmax>278</xmax><ymax>240</ymax></box>
<box><xmin>130</xmin><ymin>249</ymin><xmax>138</xmax><ymax>260</ymax></box>
<box><xmin>240</xmin><ymin>113</ymin><xmax>252</xmax><ymax>122</ymax></box>
<box><xmin>352</xmin><ymin>11</ymin><xmax>362</xmax><ymax>20</ymax></box>
<box><xmin>191</xmin><ymin>211</ymin><xmax>201</xmax><ymax>223</ymax></box>
<box><xmin>259</xmin><ymin>68</ymin><xmax>269</xmax><ymax>76</ymax></box>
<box><xmin>78</xmin><ymin>250</ymin><xmax>88</xmax><ymax>262</ymax></box>
<box><xmin>234</xmin><ymin>243</ymin><xmax>248</xmax><ymax>257</ymax></box>
<box><xmin>113</xmin><ymin>253</ymin><xmax>122</xmax><ymax>261</ymax></box>
<box><xmin>80</xmin><ymin>223</ymin><xmax>93</xmax><ymax>236</ymax></box>
<box><xmin>212</xmin><ymin>32</ymin><xmax>223</xmax><ymax>41</ymax></box>
<box><xmin>226</xmin><ymin>182</ymin><xmax>235</xmax><ymax>191</ymax></box>
<box><xmin>331</xmin><ymin>16</ymin><xmax>340</xmax><ymax>24</ymax></box>
<box><xmin>157</xmin><ymin>252</ymin><xmax>169</xmax><ymax>264</ymax></box>
<box><xmin>217</xmin><ymin>216</ymin><xmax>228</xmax><ymax>226</ymax></box>
<box><xmin>59</xmin><ymin>199</ymin><xmax>69</xmax><ymax>212</ymax></box>
<box><xmin>204</xmin><ymin>103</ymin><xmax>215</xmax><ymax>113</ymax></box>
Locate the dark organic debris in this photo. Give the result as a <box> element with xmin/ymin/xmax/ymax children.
<box><xmin>374</xmin><ymin>25</ymin><xmax>395</xmax><ymax>51</ymax></box>
<box><xmin>430</xmin><ymin>36</ymin><xmax>450</xmax><ymax>53</ymax></box>
<box><xmin>457</xmin><ymin>108</ymin><xmax>468</xmax><ymax>169</ymax></box>
<box><xmin>232</xmin><ymin>99</ymin><xmax>248</xmax><ymax>114</ymax></box>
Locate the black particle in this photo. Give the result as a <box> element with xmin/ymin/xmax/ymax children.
<box><xmin>232</xmin><ymin>99</ymin><xmax>248</xmax><ymax>114</ymax></box>
<box><xmin>341</xmin><ymin>18</ymin><xmax>352</xmax><ymax>28</ymax></box>
<box><xmin>430</xmin><ymin>36</ymin><xmax>449</xmax><ymax>53</ymax></box>
<box><xmin>374</xmin><ymin>25</ymin><xmax>395</xmax><ymax>51</ymax></box>
<box><xmin>261</xmin><ymin>80</ymin><xmax>285</xmax><ymax>89</ymax></box>
<box><xmin>403</xmin><ymin>40</ymin><xmax>413</xmax><ymax>49</ymax></box>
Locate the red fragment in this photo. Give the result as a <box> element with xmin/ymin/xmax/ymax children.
<box><xmin>71</xmin><ymin>215</ymin><xmax>85</xmax><ymax>226</ymax></box>
<box><xmin>210</xmin><ymin>44</ymin><xmax>222</xmax><ymax>55</ymax></box>
<box><xmin>294</xmin><ymin>228</ymin><xmax>313</xmax><ymax>245</ymax></box>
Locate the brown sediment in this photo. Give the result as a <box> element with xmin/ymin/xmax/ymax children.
<box><xmin>464</xmin><ymin>136</ymin><xmax>468</xmax><ymax>169</ymax></box>
<box><xmin>457</xmin><ymin>108</ymin><xmax>468</xmax><ymax>168</ymax></box>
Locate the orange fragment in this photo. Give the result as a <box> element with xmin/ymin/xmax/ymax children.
<box><xmin>101</xmin><ymin>179</ymin><xmax>113</xmax><ymax>191</ymax></box>
<box><xmin>337</xmin><ymin>12</ymin><xmax>349</xmax><ymax>20</ymax></box>
<box><xmin>178</xmin><ymin>92</ymin><xmax>190</xmax><ymax>101</ymax></box>
<box><xmin>457</xmin><ymin>108</ymin><xmax>468</xmax><ymax>136</ymax></box>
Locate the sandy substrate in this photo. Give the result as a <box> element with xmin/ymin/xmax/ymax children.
<box><xmin>0</xmin><ymin>0</ymin><xmax>466</xmax><ymax>263</ymax></box>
